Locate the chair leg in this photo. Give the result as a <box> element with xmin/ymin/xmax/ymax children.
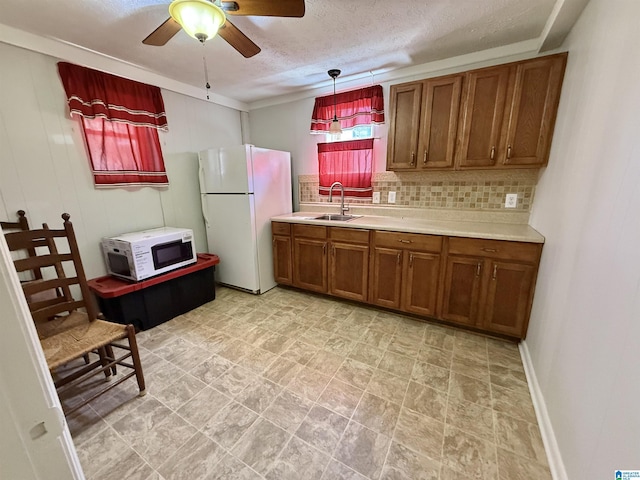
<box><xmin>126</xmin><ymin>324</ymin><xmax>146</xmax><ymax>396</ymax></box>
<box><xmin>97</xmin><ymin>346</ymin><xmax>112</xmax><ymax>379</ymax></box>
<box><xmin>105</xmin><ymin>345</ymin><xmax>117</xmax><ymax>375</ymax></box>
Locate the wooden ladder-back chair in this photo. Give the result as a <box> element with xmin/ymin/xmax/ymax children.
<box><xmin>4</xmin><ymin>213</ymin><xmax>146</xmax><ymax>415</ymax></box>
<box><xmin>1</xmin><ymin>210</ymin><xmax>44</xmax><ymax>282</ymax></box>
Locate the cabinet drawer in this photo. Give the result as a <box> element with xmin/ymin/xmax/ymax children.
<box><xmin>448</xmin><ymin>237</ymin><xmax>540</xmax><ymax>262</ymax></box>
<box><xmin>374</xmin><ymin>230</ymin><xmax>442</xmax><ymax>252</ymax></box>
<box><xmin>329</xmin><ymin>227</ymin><xmax>370</xmax><ymax>244</ymax></box>
<box><xmin>293</xmin><ymin>224</ymin><xmax>327</xmax><ymax>239</ymax></box>
<box><xmin>271</xmin><ymin>222</ymin><xmax>291</xmax><ymax>235</ymax></box>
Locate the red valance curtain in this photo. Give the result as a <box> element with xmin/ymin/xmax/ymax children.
<box><xmin>57</xmin><ymin>62</ymin><xmax>168</xmax><ymax>130</ymax></box>
<box><xmin>310</xmin><ymin>85</ymin><xmax>384</xmax><ymax>133</ymax></box>
<box><xmin>318</xmin><ymin>139</ymin><xmax>373</xmax><ymax>199</ymax></box>
<box><xmin>57</xmin><ymin>62</ymin><xmax>168</xmax><ymax>187</ymax></box>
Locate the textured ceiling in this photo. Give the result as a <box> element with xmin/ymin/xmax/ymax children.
<box><xmin>0</xmin><ymin>0</ymin><xmax>558</xmax><ymax>104</ymax></box>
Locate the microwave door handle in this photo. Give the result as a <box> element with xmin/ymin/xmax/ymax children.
<box><xmin>201</xmin><ymin>195</ymin><xmax>210</xmax><ymax>228</ymax></box>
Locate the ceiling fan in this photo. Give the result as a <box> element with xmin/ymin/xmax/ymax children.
<box><xmin>142</xmin><ymin>0</ymin><xmax>305</xmax><ymax>58</ymax></box>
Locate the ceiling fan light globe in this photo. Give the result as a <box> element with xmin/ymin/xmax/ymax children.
<box><xmin>169</xmin><ymin>0</ymin><xmax>226</xmax><ymax>43</ymax></box>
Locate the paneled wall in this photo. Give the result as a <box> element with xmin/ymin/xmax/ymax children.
<box><xmin>527</xmin><ymin>0</ymin><xmax>640</xmax><ymax>477</ymax></box>
<box><xmin>0</xmin><ymin>42</ymin><xmax>243</xmax><ymax>278</ymax></box>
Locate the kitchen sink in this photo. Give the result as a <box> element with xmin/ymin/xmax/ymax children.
<box><xmin>314</xmin><ymin>214</ymin><xmax>361</xmax><ymax>222</ymax></box>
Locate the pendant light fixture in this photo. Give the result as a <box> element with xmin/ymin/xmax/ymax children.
<box><xmin>328</xmin><ymin>69</ymin><xmax>342</xmax><ymax>136</ymax></box>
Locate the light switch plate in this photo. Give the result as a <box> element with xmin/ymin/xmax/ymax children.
<box><xmin>505</xmin><ymin>193</ymin><xmax>518</xmax><ymax>208</ymax></box>
<box><xmin>372</xmin><ymin>192</ymin><xmax>381</xmax><ymax>204</ymax></box>
<box><xmin>388</xmin><ymin>191</ymin><xmax>396</xmax><ymax>204</ymax></box>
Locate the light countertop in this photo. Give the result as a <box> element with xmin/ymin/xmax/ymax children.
<box><xmin>271</xmin><ymin>211</ymin><xmax>545</xmax><ymax>243</ymax></box>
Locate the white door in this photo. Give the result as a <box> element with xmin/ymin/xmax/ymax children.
<box><xmin>198</xmin><ymin>146</ymin><xmax>253</xmax><ymax>194</ymax></box>
<box><xmin>202</xmin><ymin>193</ymin><xmax>260</xmax><ymax>292</ymax></box>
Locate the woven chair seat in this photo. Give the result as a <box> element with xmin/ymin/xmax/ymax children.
<box><xmin>40</xmin><ymin>318</ymin><xmax>128</xmax><ymax>370</ymax></box>
<box><xmin>36</xmin><ymin>310</ymin><xmax>90</xmax><ymax>339</ymax></box>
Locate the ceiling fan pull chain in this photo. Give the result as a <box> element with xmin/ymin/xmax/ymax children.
<box><xmin>203</xmin><ymin>47</ymin><xmax>211</xmax><ymax>100</ymax></box>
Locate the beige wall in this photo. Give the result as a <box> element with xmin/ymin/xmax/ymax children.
<box><xmin>0</xmin><ymin>42</ymin><xmax>243</xmax><ymax>278</ymax></box>
<box><xmin>527</xmin><ymin>0</ymin><xmax>640</xmax><ymax>477</ymax></box>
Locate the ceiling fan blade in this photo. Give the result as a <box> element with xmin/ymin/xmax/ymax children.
<box><xmin>218</xmin><ymin>20</ymin><xmax>261</xmax><ymax>58</ymax></box>
<box><xmin>222</xmin><ymin>0</ymin><xmax>305</xmax><ymax>17</ymax></box>
<box><xmin>143</xmin><ymin>18</ymin><xmax>182</xmax><ymax>46</ymax></box>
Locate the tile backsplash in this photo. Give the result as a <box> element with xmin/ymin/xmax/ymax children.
<box><xmin>299</xmin><ymin>170</ymin><xmax>538</xmax><ymax>212</ymax></box>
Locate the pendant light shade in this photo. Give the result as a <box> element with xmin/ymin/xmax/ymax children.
<box><xmin>328</xmin><ymin>69</ymin><xmax>342</xmax><ymax>136</ymax></box>
<box><xmin>169</xmin><ymin>0</ymin><xmax>226</xmax><ymax>43</ymax></box>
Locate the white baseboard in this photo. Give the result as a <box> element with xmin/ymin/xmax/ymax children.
<box><xmin>519</xmin><ymin>340</ymin><xmax>568</xmax><ymax>480</ymax></box>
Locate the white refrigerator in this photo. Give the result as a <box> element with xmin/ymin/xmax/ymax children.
<box><xmin>199</xmin><ymin>145</ymin><xmax>292</xmax><ymax>294</ymax></box>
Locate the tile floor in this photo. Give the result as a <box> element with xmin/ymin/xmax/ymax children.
<box><xmin>64</xmin><ymin>286</ymin><xmax>552</xmax><ymax>480</ymax></box>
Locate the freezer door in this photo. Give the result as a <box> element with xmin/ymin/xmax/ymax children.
<box><xmin>202</xmin><ymin>193</ymin><xmax>260</xmax><ymax>292</ymax></box>
<box><xmin>199</xmin><ymin>145</ymin><xmax>253</xmax><ymax>194</ymax></box>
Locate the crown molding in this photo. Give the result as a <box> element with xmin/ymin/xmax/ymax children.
<box><xmin>0</xmin><ymin>23</ymin><xmax>250</xmax><ymax>112</ymax></box>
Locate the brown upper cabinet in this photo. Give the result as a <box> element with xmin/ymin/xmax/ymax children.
<box><xmin>387</xmin><ymin>83</ymin><xmax>423</xmax><ymax>170</ymax></box>
<box><xmin>387</xmin><ymin>53</ymin><xmax>567</xmax><ymax>171</ymax></box>
<box><xmin>387</xmin><ymin>75</ymin><xmax>462</xmax><ymax>170</ymax></box>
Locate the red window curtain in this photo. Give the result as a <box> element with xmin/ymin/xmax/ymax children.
<box><xmin>318</xmin><ymin>139</ymin><xmax>373</xmax><ymax>199</ymax></box>
<box><xmin>310</xmin><ymin>85</ymin><xmax>384</xmax><ymax>133</ymax></box>
<box><xmin>57</xmin><ymin>62</ymin><xmax>169</xmax><ymax>187</ymax></box>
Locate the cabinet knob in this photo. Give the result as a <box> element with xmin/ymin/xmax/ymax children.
<box><xmin>490</xmin><ymin>146</ymin><xmax>496</xmax><ymax>160</ymax></box>
<box><xmin>507</xmin><ymin>145</ymin><xmax>512</xmax><ymax>159</ymax></box>
<box><xmin>410</xmin><ymin>152</ymin><xmax>416</xmax><ymax>166</ymax></box>
<box><xmin>409</xmin><ymin>253</ymin><xmax>414</xmax><ymax>267</ymax></box>
<box><xmin>492</xmin><ymin>264</ymin><xmax>498</xmax><ymax>280</ymax></box>
<box><xmin>398</xmin><ymin>239</ymin><xmax>412</xmax><ymax>244</ymax></box>
<box><xmin>323</xmin><ymin>243</ymin><xmax>326</xmax><ymax>255</ymax></box>
<box><xmin>481</xmin><ymin>248</ymin><xmax>497</xmax><ymax>253</ymax></box>
<box><xmin>397</xmin><ymin>252</ymin><xmax>401</xmax><ymax>265</ymax></box>
<box><xmin>476</xmin><ymin>262</ymin><xmax>482</xmax><ymax>276</ymax></box>
<box><xmin>423</xmin><ymin>150</ymin><xmax>428</xmax><ymax>164</ymax></box>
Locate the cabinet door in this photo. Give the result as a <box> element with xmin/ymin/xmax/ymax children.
<box><xmin>440</xmin><ymin>255</ymin><xmax>483</xmax><ymax>326</ymax></box>
<box><xmin>502</xmin><ymin>54</ymin><xmax>567</xmax><ymax>167</ymax></box>
<box><xmin>482</xmin><ymin>260</ymin><xmax>536</xmax><ymax>337</ymax></box>
<box><xmin>293</xmin><ymin>238</ymin><xmax>327</xmax><ymax>293</ymax></box>
<box><xmin>369</xmin><ymin>247</ymin><xmax>403</xmax><ymax>309</ymax></box>
<box><xmin>329</xmin><ymin>242</ymin><xmax>369</xmax><ymax>302</ymax></box>
<box><xmin>387</xmin><ymin>83</ymin><xmax>423</xmax><ymax>170</ymax></box>
<box><xmin>418</xmin><ymin>75</ymin><xmax>462</xmax><ymax>169</ymax></box>
<box><xmin>272</xmin><ymin>235</ymin><xmax>293</xmax><ymax>285</ymax></box>
<box><xmin>456</xmin><ymin>65</ymin><xmax>510</xmax><ymax>168</ymax></box>
<box><xmin>402</xmin><ymin>251</ymin><xmax>440</xmax><ymax>317</ymax></box>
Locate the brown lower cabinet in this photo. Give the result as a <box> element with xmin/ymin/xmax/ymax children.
<box><xmin>292</xmin><ymin>224</ymin><xmax>327</xmax><ymax>293</ymax></box>
<box><xmin>370</xmin><ymin>231</ymin><xmax>442</xmax><ymax>317</ymax></box>
<box><xmin>328</xmin><ymin>228</ymin><xmax>370</xmax><ymax>302</ymax></box>
<box><xmin>273</xmin><ymin>221</ymin><xmax>542</xmax><ymax>339</ymax></box>
<box><xmin>272</xmin><ymin>222</ymin><xmax>293</xmax><ymax>285</ymax></box>
<box><xmin>440</xmin><ymin>237</ymin><xmax>542</xmax><ymax>337</ymax></box>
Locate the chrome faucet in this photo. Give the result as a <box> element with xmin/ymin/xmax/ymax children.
<box><xmin>328</xmin><ymin>181</ymin><xmax>349</xmax><ymax>215</ymax></box>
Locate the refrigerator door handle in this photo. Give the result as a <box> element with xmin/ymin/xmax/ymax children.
<box><xmin>198</xmin><ymin>159</ymin><xmax>206</xmax><ymax>193</ymax></box>
<box><xmin>201</xmin><ymin>195</ymin><xmax>210</xmax><ymax>228</ymax></box>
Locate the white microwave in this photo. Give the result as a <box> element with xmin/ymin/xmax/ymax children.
<box><xmin>101</xmin><ymin>227</ymin><xmax>196</xmax><ymax>281</ymax></box>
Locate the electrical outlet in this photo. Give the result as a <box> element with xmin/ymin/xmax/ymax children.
<box><xmin>372</xmin><ymin>192</ymin><xmax>381</xmax><ymax>204</ymax></box>
<box><xmin>388</xmin><ymin>191</ymin><xmax>396</xmax><ymax>204</ymax></box>
<box><xmin>505</xmin><ymin>193</ymin><xmax>518</xmax><ymax>208</ymax></box>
